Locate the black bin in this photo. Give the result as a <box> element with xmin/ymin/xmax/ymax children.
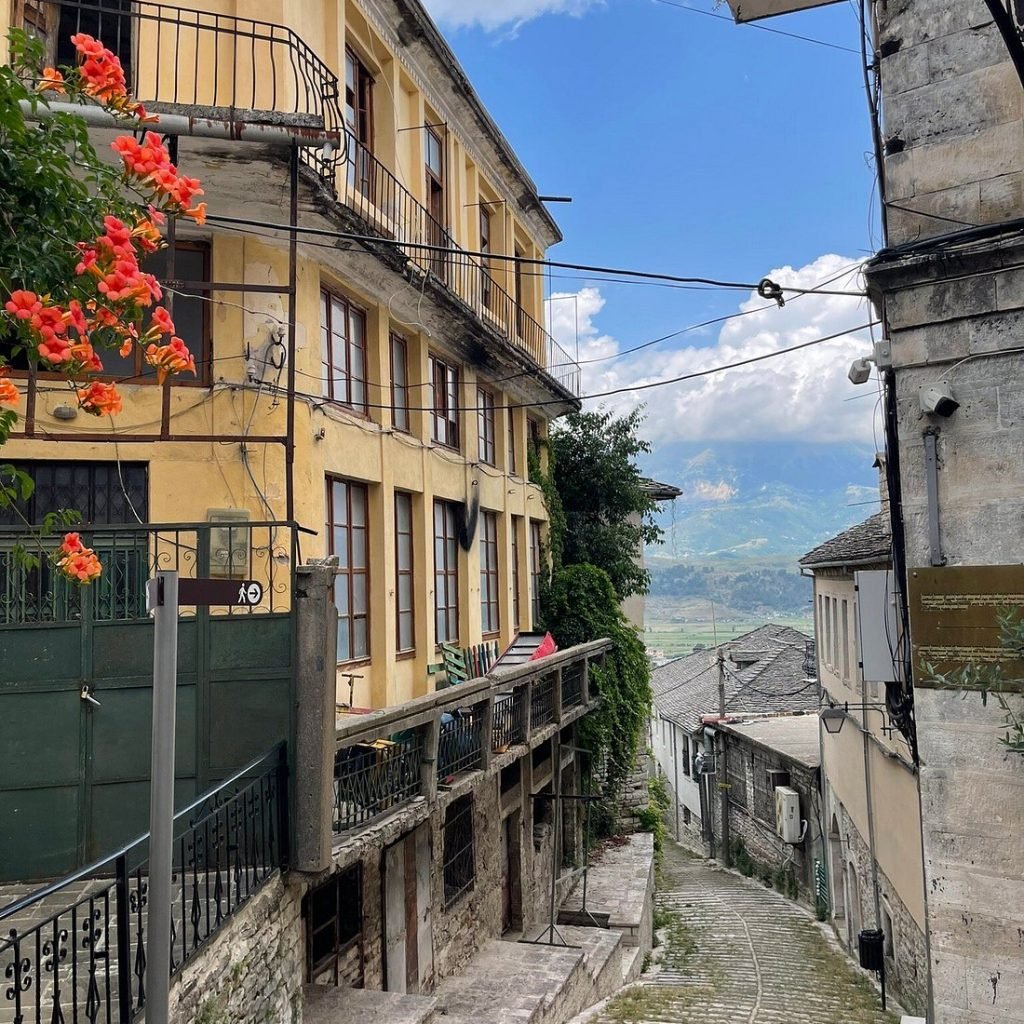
<box><xmin>858</xmin><ymin>928</ymin><xmax>885</xmax><ymax>971</ymax></box>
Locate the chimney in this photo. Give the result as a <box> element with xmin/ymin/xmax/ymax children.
<box><xmin>872</xmin><ymin>451</ymin><xmax>890</xmax><ymax>516</ymax></box>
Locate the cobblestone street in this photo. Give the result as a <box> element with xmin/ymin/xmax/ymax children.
<box><xmin>587</xmin><ymin>841</ymin><xmax>900</xmax><ymax>1024</ymax></box>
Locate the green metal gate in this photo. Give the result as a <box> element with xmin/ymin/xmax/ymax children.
<box><xmin>0</xmin><ymin>522</ymin><xmax>295</xmax><ymax>881</ymax></box>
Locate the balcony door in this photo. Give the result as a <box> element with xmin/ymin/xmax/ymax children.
<box><xmin>425</xmin><ymin>126</ymin><xmax>446</xmax><ymax>279</ymax></box>
<box><xmin>345</xmin><ymin>47</ymin><xmax>374</xmax><ymax>201</ymax></box>
<box><xmin>16</xmin><ymin>1</ymin><xmax>134</xmax><ymax>86</ymax></box>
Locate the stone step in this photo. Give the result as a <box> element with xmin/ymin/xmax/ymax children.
<box><xmin>302</xmin><ymin>985</ymin><xmax>439</xmax><ymax>1024</ymax></box>
<box><xmin>433</xmin><ymin>938</ymin><xmax>585</xmax><ymax>1024</ymax></box>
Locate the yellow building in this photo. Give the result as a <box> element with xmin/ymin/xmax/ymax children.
<box><xmin>800</xmin><ymin>477</ymin><xmax>929</xmax><ymax>1017</ymax></box>
<box><xmin>2</xmin><ymin>0</ymin><xmax>580</xmax><ymax>709</ymax></box>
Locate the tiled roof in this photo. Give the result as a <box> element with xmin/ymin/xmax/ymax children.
<box><xmin>651</xmin><ymin>624</ymin><xmax>816</xmax><ymax>734</ymax></box>
<box><xmin>799</xmin><ymin>512</ymin><xmax>891</xmax><ymax>569</ymax></box>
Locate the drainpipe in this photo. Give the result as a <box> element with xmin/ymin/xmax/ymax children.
<box><xmin>18</xmin><ymin>100</ymin><xmax>341</xmax><ymax>151</ymax></box>
<box><xmin>717</xmin><ymin>650</ymin><xmax>732</xmax><ymax>866</ymax></box>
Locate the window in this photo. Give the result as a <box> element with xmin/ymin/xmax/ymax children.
<box><xmin>511</xmin><ymin>515</ymin><xmax>522</xmax><ymax>632</ymax></box>
<box><xmin>882</xmin><ymin>902</ymin><xmax>894</xmax><ymax>958</ymax></box>
<box><xmin>514</xmin><ymin>244</ymin><xmax>525</xmax><ymax>336</ymax></box>
<box><xmin>477</xmin><ymin>389</ymin><xmax>496</xmax><ymax>465</ymax></box>
<box><xmin>304</xmin><ymin>864</ymin><xmax>362</xmax><ymax>982</ymax></box>
<box><xmin>823</xmin><ymin>596</ymin><xmax>832</xmax><ymax>668</ymax></box>
<box><xmin>0</xmin><ymin>461</ymin><xmax>148</xmax><ymax>525</ymax></box>
<box><xmin>25</xmin><ymin>2</ymin><xmax>133</xmax><ymax>80</ymax></box>
<box><xmin>434</xmin><ymin>500</ymin><xmax>460</xmax><ymax>644</ymax></box>
<box><xmin>345</xmin><ymin>47</ymin><xmax>373</xmax><ymax>198</ymax></box>
<box><xmin>479</xmin><ymin>205</ymin><xmax>493</xmax><ymax>310</ymax></box>
<box><xmin>327</xmin><ymin>478</ymin><xmax>369</xmax><ymax>663</ymax></box>
<box><xmin>682</xmin><ymin>735</ymin><xmax>690</xmax><ymax>777</ymax></box>
<box><xmin>320</xmin><ymin>289</ymin><xmax>368</xmax><ymax>414</ymax></box>
<box><xmin>395</xmin><ymin>492</ymin><xmax>415</xmax><ymax>654</ymax></box>
<box><xmin>527</xmin><ymin>417</ymin><xmax>542</xmax><ymax>464</ymax></box>
<box><xmin>841</xmin><ymin>598</ymin><xmax>850</xmax><ymax>680</ymax></box>
<box><xmin>390</xmin><ymin>333</ymin><xmax>410</xmax><ymax>432</ymax></box>
<box><xmin>480</xmin><ymin>511</ymin><xmax>499</xmax><ymax>636</ymax></box>
<box><xmin>832</xmin><ymin>597</ymin><xmax>840</xmax><ymax>670</ymax></box>
<box><xmin>727</xmin><ymin>750</ymin><xmax>748</xmax><ymax>809</ymax></box>
<box><xmin>529</xmin><ymin>520</ymin><xmax>543</xmax><ymax>629</ymax></box>
<box><xmin>429</xmin><ymin>354</ymin><xmax>459</xmax><ymax>449</ymax></box>
<box><xmin>507</xmin><ymin>411</ymin><xmax>519</xmax><ymax>475</ymax></box>
<box><xmin>443</xmin><ymin>796</ymin><xmax>475</xmax><ymax>907</ymax></box>
<box><xmin>683</xmin><ymin>806</ymin><xmax>691</xmax><ymax>826</ymax></box>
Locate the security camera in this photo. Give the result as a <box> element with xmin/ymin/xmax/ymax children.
<box><xmin>848</xmin><ymin>357</ymin><xmax>873</xmax><ymax>385</ymax></box>
<box><xmin>919</xmin><ymin>382</ymin><xmax>959</xmax><ymax>417</ymax></box>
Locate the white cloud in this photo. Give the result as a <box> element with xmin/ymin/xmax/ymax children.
<box><xmin>422</xmin><ymin>0</ymin><xmax>601</xmax><ymax>31</ymax></box>
<box><xmin>544</xmin><ymin>254</ymin><xmax>881</xmax><ymax>445</ymax></box>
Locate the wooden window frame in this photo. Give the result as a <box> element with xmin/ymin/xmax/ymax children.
<box><xmin>507</xmin><ymin>410</ymin><xmax>518</xmax><ymax>476</ymax></box>
<box><xmin>395</xmin><ymin>491</ymin><xmax>415</xmax><ymax>656</ymax></box>
<box><xmin>390</xmin><ymin>332</ymin><xmax>410</xmax><ymax>433</ymax></box>
<box><xmin>529</xmin><ymin>520</ymin><xmax>543</xmax><ymax>630</ymax></box>
<box><xmin>320</xmin><ymin>287</ymin><xmax>369</xmax><ymax>415</ymax></box>
<box><xmin>514</xmin><ymin>244</ymin><xmax>525</xmax><ymax>337</ymax></box>
<box><xmin>304</xmin><ymin>863</ymin><xmax>363</xmax><ymax>983</ymax></box>
<box><xmin>480</xmin><ymin>510</ymin><xmax>499</xmax><ymax>638</ymax></box>
<box><xmin>479</xmin><ymin>205</ymin><xmax>493</xmax><ymax>311</ymax></box>
<box><xmin>344</xmin><ymin>46</ymin><xmax>374</xmax><ymax>150</ymax></box>
<box><xmin>477</xmin><ymin>388</ymin><xmax>496</xmax><ymax>466</ymax></box>
<box><xmin>327</xmin><ymin>477</ymin><xmax>370</xmax><ymax>664</ymax></box>
<box><xmin>428</xmin><ymin>354</ymin><xmax>460</xmax><ymax>450</ymax></box>
<box><xmin>511</xmin><ymin>515</ymin><xmax>522</xmax><ymax>632</ymax></box>
<box><xmin>434</xmin><ymin>499</ymin><xmax>460</xmax><ymax>645</ymax></box>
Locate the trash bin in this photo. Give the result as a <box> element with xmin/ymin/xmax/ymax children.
<box><xmin>858</xmin><ymin>928</ymin><xmax>885</xmax><ymax>971</ymax></box>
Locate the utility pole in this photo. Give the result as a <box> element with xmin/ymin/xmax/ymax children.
<box><xmin>717</xmin><ymin>648</ymin><xmax>731</xmax><ymax>867</ymax></box>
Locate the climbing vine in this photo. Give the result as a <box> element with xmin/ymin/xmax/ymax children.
<box><xmin>528</xmin><ymin>437</ymin><xmax>565</xmax><ymax>573</ymax></box>
<box><xmin>541</xmin><ymin>563</ymin><xmax>651</xmax><ymax>796</ymax></box>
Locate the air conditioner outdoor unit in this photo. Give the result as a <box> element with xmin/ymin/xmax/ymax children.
<box><xmin>775</xmin><ymin>786</ymin><xmax>802</xmax><ymax>844</ymax></box>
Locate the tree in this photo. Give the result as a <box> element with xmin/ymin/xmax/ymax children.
<box><xmin>0</xmin><ymin>29</ymin><xmax>204</xmax><ymax>580</ymax></box>
<box><xmin>548</xmin><ymin>408</ymin><xmax>662</xmax><ymax>601</ymax></box>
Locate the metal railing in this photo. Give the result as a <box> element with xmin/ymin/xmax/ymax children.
<box><xmin>493</xmin><ymin>689</ymin><xmax>527</xmax><ymax>749</ymax></box>
<box><xmin>338</xmin><ymin>138</ymin><xmax>582</xmax><ymax>398</ymax></box>
<box><xmin>0</xmin><ymin>521</ymin><xmax>295</xmax><ymax>626</ymax></box>
<box><xmin>333</xmin><ymin>732</ymin><xmax>422</xmax><ymax>833</ymax></box>
<box><xmin>332</xmin><ymin>639</ymin><xmax>610</xmax><ymax>837</ymax></box>
<box><xmin>0</xmin><ymin>745</ymin><xmax>288</xmax><ymax>1024</ymax></box>
<box><xmin>38</xmin><ymin>1</ymin><xmax>342</xmax><ymax>187</ymax></box>
<box><xmin>437</xmin><ymin>706</ymin><xmax>485</xmax><ymax>781</ymax></box>
<box><xmin>531</xmin><ymin>674</ymin><xmax>556</xmax><ymax>729</ymax></box>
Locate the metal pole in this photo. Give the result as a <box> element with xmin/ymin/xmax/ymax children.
<box><xmin>880</xmin><ymin>955</ymin><xmax>887</xmax><ymax>1011</ymax></box>
<box><xmin>146</xmin><ymin>570</ymin><xmax>179</xmax><ymax>1024</ymax></box>
<box><xmin>717</xmin><ymin>651</ymin><xmax>731</xmax><ymax>867</ymax></box>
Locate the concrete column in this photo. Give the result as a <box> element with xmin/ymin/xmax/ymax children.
<box><xmin>421</xmin><ymin>715</ymin><xmax>440</xmax><ymax>803</ymax></box>
<box><xmin>292</xmin><ymin>561</ymin><xmax>339</xmax><ymax>874</ymax></box>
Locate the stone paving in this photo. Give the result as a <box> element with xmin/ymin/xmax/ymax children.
<box><xmin>584</xmin><ymin>841</ymin><xmax>901</xmax><ymax>1024</ymax></box>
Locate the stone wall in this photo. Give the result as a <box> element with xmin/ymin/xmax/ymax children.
<box><xmin>657</xmin><ymin>764</ymin><xmax>706</xmax><ymax>854</ymax></box>
<box><xmin>169</xmin><ymin>875</ymin><xmax>304</xmax><ymax>1024</ymax></box>
<box><xmin>611</xmin><ymin>757</ymin><xmax>652</xmax><ymax>835</ymax></box>
<box><xmin>828</xmin><ymin>796</ymin><xmax>929</xmax><ymax>1017</ymax></box>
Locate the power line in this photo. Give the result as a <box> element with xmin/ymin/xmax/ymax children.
<box><xmin>650</xmin><ymin>0</ymin><xmax>862</xmax><ymax>54</ymax></box>
<box><xmin>203</xmin><ymin>213</ymin><xmax>866</xmax><ymax>299</ymax></box>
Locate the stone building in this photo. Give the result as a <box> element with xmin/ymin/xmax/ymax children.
<box><xmin>726</xmin><ymin>2</ymin><xmax>1024</xmax><ymax>1019</ymax></box>
<box><xmin>650</xmin><ymin>624</ymin><xmax>817</xmax><ymax>856</ymax></box>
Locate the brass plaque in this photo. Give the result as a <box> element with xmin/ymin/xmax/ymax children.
<box><xmin>908</xmin><ymin>565</ymin><xmax>1024</xmax><ymax>687</ymax></box>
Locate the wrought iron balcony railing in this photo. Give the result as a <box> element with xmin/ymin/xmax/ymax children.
<box><xmin>339</xmin><ymin>138</ymin><xmax>583</xmax><ymax>398</ymax></box>
<box><xmin>0</xmin><ymin>745</ymin><xmax>288</xmax><ymax>1024</ymax></box>
<box><xmin>333</xmin><ymin>638</ymin><xmax>610</xmax><ymax>836</ymax></box>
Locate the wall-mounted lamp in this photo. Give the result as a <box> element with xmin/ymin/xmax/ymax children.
<box><xmin>821</xmin><ymin>701</ymin><xmax>892</xmax><ymax>736</ymax></box>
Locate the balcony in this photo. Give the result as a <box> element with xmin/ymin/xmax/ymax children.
<box><xmin>332</xmin><ymin>639</ymin><xmax>610</xmax><ymax>836</ymax></box>
<box><xmin>36</xmin><ymin>2</ymin><xmax>581</xmax><ymax>397</ymax></box>
<box><xmin>336</xmin><ymin>143</ymin><xmax>583</xmax><ymax>398</ymax></box>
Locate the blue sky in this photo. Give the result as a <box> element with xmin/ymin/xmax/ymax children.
<box><xmin>424</xmin><ymin>0</ymin><xmax>881</xmax><ymax>487</ymax></box>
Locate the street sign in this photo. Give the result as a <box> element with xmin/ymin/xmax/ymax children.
<box><xmin>177</xmin><ymin>577</ymin><xmax>263</xmax><ymax>607</ymax></box>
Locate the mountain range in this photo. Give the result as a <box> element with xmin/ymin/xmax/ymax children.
<box><xmin>640</xmin><ymin>440</ymin><xmax>880</xmax><ymax>566</ymax></box>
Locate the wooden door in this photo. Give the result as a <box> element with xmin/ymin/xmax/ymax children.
<box><xmin>384</xmin><ymin>824</ymin><xmax>434</xmax><ymax>993</ymax></box>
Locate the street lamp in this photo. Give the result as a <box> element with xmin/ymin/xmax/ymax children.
<box><xmin>820</xmin><ymin>700</ymin><xmax>892</xmax><ymax>736</ymax></box>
